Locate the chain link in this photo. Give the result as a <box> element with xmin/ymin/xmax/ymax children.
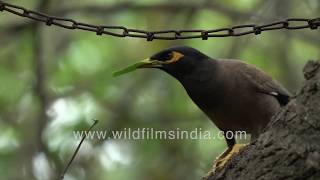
<box><xmin>0</xmin><ymin>1</ymin><xmax>319</xmax><ymax>41</ymax></box>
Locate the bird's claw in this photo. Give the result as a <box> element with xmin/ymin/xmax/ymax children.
<box><xmin>206</xmin><ymin>143</ymin><xmax>248</xmax><ymax>177</ymax></box>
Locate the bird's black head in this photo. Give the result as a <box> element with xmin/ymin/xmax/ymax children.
<box><xmin>139</xmin><ymin>46</ymin><xmax>209</xmax><ymax>79</ymax></box>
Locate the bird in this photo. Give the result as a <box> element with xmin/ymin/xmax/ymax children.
<box><xmin>114</xmin><ymin>46</ymin><xmax>291</xmax><ymax>172</ymax></box>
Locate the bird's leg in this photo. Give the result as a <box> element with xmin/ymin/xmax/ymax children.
<box><xmin>214</xmin><ymin>143</ymin><xmax>248</xmax><ymax>170</ymax></box>
<box><xmin>213</xmin><ymin>136</ymin><xmax>235</xmax><ymax>167</ymax></box>
<box><xmin>203</xmin><ymin>146</ymin><xmax>232</xmax><ymax>178</ymax></box>
<box><xmin>213</xmin><ymin>136</ymin><xmax>236</xmax><ymax>169</ymax></box>
<box><xmin>204</xmin><ymin>136</ymin><xmax>236</xmax><ymax>178</ymax></box>
<box><xmin>205</xmin><ymin>135</ymin><xmax>248</xmax><ymax>178</ymax></box>
<box><xmin>204</xmin><ymin>143</ymin><xmax>247</xmax><ymax>179</ymax></box>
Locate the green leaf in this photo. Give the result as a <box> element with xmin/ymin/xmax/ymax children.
<box><xmin>113</xmin><ymin>61</ymin><xmax>147</xmax><ymax>77</ymax></box>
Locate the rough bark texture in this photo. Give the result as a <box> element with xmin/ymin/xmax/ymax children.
<box><xmin>205</xmin><ymin>60</ymin><xmax>320</xmax><ymax>180</ymax></box>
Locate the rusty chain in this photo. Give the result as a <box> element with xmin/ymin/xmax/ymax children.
<box><xmin>0</xmin><ymin>1</ymin><xmax>319</xmax><ymax>41</ymax></box>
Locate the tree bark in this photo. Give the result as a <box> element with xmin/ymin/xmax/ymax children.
<box><xmin>204</xmin><ymin>60</ymin><xmax>320</xmax><ymax>180</ymax></box>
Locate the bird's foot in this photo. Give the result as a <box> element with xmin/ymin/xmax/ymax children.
<box><xmin>214</xmin><ymin>143</ymin><xmax>247</xmax><ymax>170</ymax></box>
<box><xmin>203</xmin><ymin>144</ymin><xmax>248</xmax><ymax>179</ymax></box>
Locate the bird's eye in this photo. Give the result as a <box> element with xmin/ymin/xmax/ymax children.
<box><xmin>165</xmin><ymin>53</ymin><xmax>173</xmax><ymax>60</ymax></box>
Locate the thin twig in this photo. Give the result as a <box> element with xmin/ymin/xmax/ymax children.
<box><xmin>61</xmin><ymin>119</ymin><xmax>99</xmax><ymax>179</ymax></box>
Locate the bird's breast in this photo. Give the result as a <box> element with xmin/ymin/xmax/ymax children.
<box><xmin>180</xmin><ymin>74</ymin><xmax>279</xmax><ymax>135</ymax></box>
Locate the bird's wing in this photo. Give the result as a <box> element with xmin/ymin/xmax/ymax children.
<box><xmin>238</xmin><ymin>62</ymin><xmax>291</xmax><ymax>106</ymax></box>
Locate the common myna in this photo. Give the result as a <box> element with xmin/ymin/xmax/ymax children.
<box><xmin>114</xmin><ymin>46</ymin><xmax>291</xmax><ymax>171</ymax></box>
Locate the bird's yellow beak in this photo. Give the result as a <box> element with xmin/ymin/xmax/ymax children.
<box><xmin>113</xmin><ymin>58</ymin><xmax>162</xmax><ymax>77</ymax></box>
<box><xmin>137</xmin><ymin>59</ymin><xmax>163</xmax><ymax>68</ymax></box>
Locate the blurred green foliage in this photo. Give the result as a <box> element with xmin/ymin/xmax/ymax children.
<box><xmin>0</xmin><ymin>0</ymin><xmax>319</xmax><ymax>180</ymax></box>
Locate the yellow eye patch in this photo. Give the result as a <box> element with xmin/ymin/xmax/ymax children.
<box><xmin>163</xmin><ymin>51</ymin><xmax>184</xmax><ymax>64</ymax></box>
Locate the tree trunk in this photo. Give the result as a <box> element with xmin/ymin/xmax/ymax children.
<box><xmin>204</xmin><ymin>60</ymin><xmax>320</xmax><ymax>180</ymax></box>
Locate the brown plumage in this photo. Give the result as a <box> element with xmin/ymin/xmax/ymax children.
<box><xmin>183</xmin><ymin>59</ymin><xmax>290</xmax><ymax>140</ymax></box>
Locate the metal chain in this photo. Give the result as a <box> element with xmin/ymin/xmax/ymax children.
<box><xmin>0</xmin><ymin>1</ymin><xmax>319</xmax><ymax>41</ymax></box>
